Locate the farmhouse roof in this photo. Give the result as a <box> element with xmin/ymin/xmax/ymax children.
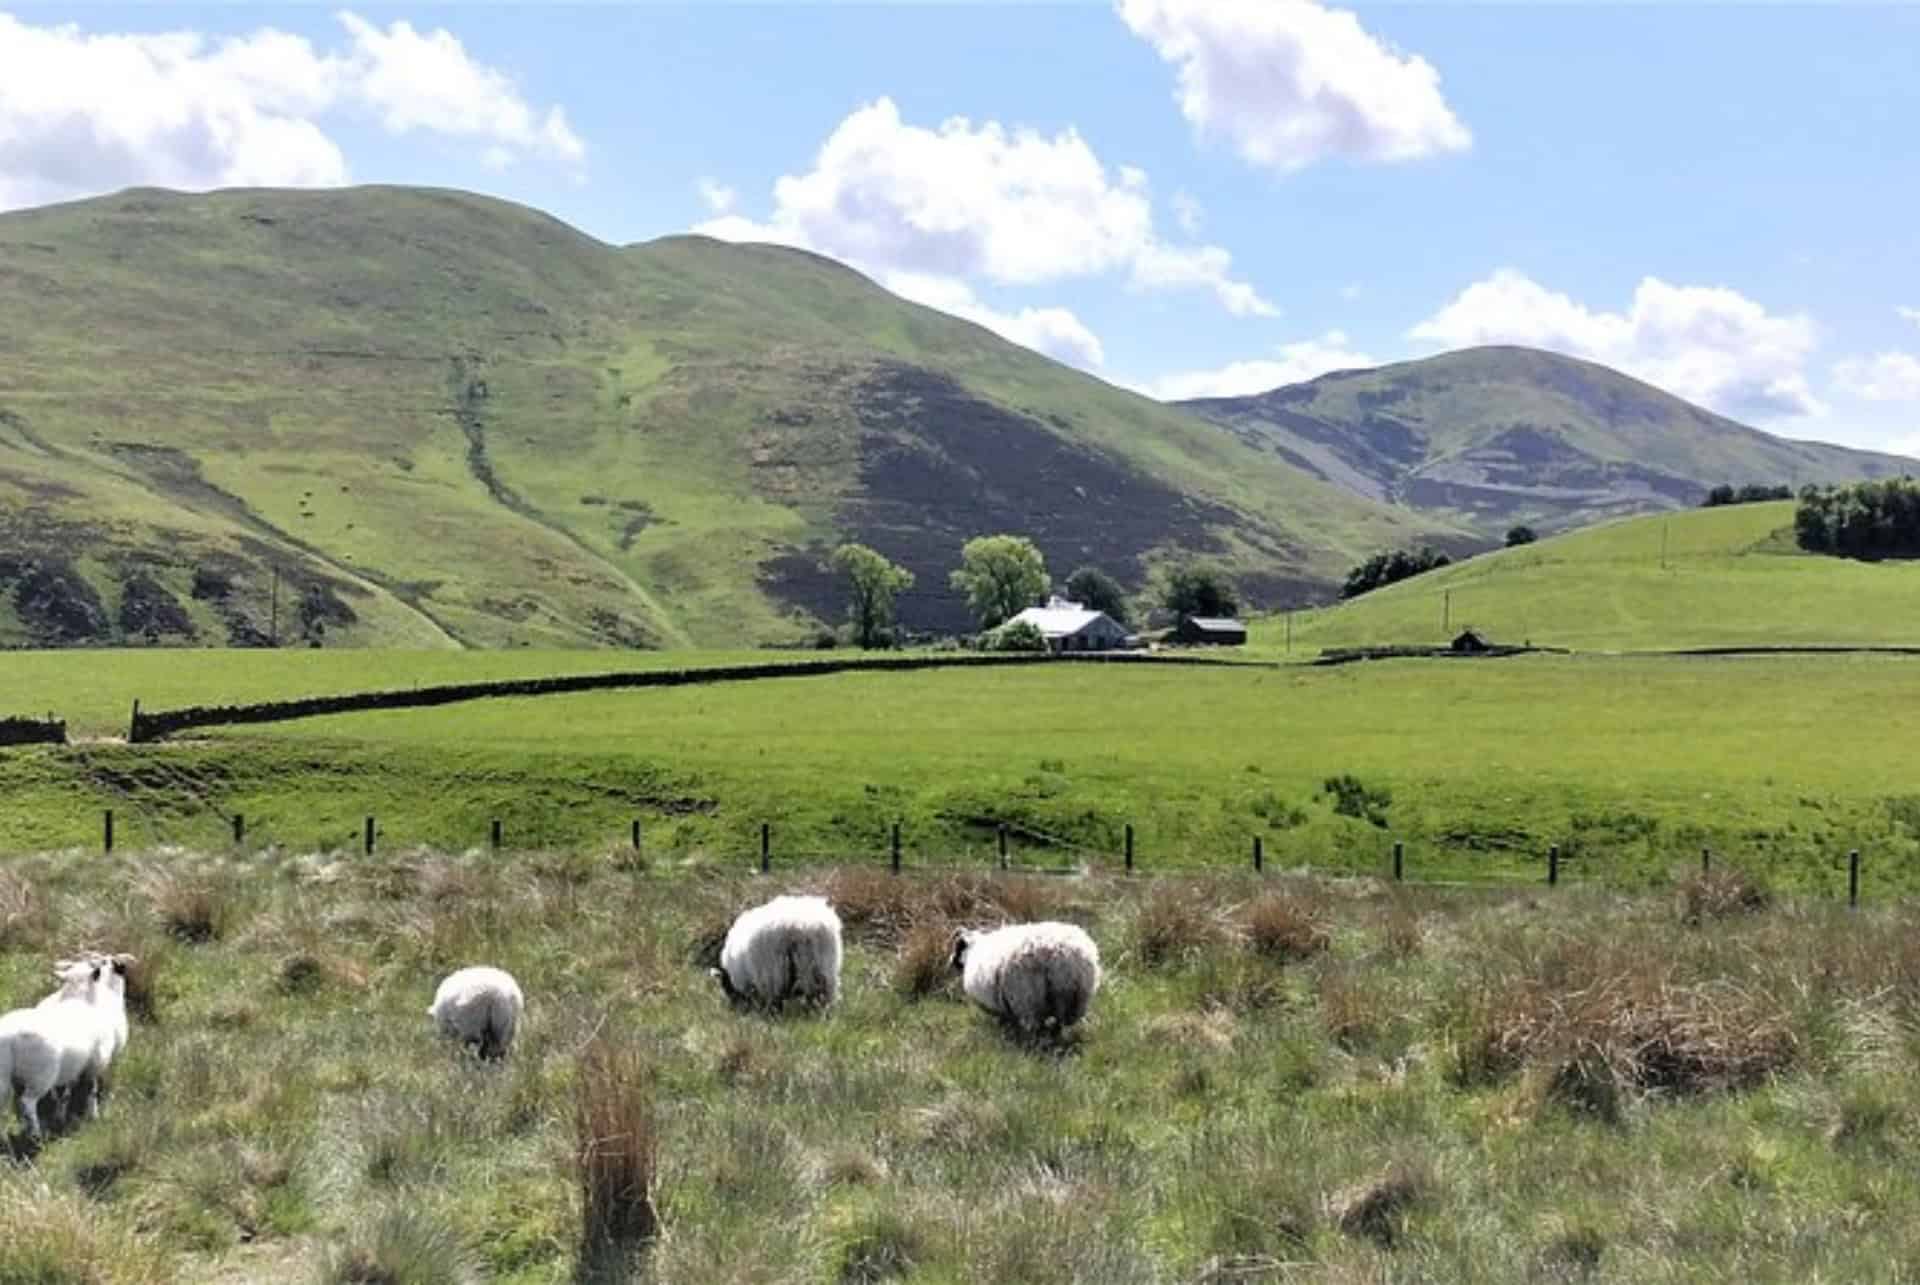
<box><xmin>1184</xmin><ymin>617</ymin><xmax>1246</xmax><ymax>631</ymax></box>
<box><xmin>1006</xmin><ymin>597</ymin><xmax>1120</xmax><ymax>637</ymax></box>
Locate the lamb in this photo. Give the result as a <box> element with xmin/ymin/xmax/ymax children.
<box><xmin>428</xmin><ymin>966</ymin><xmax>525</xmax><ymax>1061</ymax></box>
<box><xmin>1</xmin><ymin>955</ymin><xmax>129</xmax><ymax>1140</ymax></box>
<box><xmin>949</xmin><ymin>922</ymin><xmax>1102</xmax><ymax>1032</ymax></box>
<box><xmin>711</xmin><ymin>895</ymin><xmax>843</xmax><ymax>1010</ymax></box>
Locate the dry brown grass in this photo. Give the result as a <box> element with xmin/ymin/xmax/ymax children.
<box><xmin>1327</xmin><ymin>1161</ymin><xmax>1429</xmax><ymax>1249</ymax></box>
<box><xmin>1237</xmin><ymin>891</ymin><xmax>1331</xmax><ymax>963</ymax></box>
<box><xmin>1463</xmin><ymin>946</ymin><xmax>1797</xmax><ymax>1116</ymax></box>
<box><xmin>0</xmin><ymin>867</ymin><xmax>44</xmax><ymax>950</ymax></box>
<box><xmin>892</xmin><ymin>920</ymin><xmax>959</xmax><ymax>1000</ymax></box>
<box><xmin>140</xmin><ymin>867</ymin><xmax>236</xmax><ymax>945</ymax></box>
<box><xmin>574</xmin><ymin>1036</ymin><xmax>660</xmax><ymax>1276</ymax></box>
<box><xmin>825</xmin><ymin>867</ymin><xmax>924</xmax><ymax>946</ymax></box>
<box><xmin>1680</xmin><ymin>868</ymin><xmax>1771</xmax><ymax>925</ymax></box>
<box><xmin>1130</xmin><ymin>883</ymin><xmax>1231</xmax><ymax>968</ymax></box>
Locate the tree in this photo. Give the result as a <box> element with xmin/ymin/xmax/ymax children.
<box><xmin>984</xmin><ymin>620</ymin><xmax>1048</xmax><ymax>652</ymax></box>
<box><xmin>1161</xmin><ymin>564</ymin><xmax>1240</xmax><ymax>620</ymax></box>
<box><xmin>950</xmin><ymin>535</ymin><xmax>1048</xmax><ymax>630</ymax></box>
<box><xmin>1340</xmin><ymin>546</ymin><xmax>1451</xmax><ymax>599</ymax></box>
<box><xmin>830</xmin><ymin>544</ymin><xmax>914</xmax><ymax>648</ymax></box>
<box><xmin>1505</xmin><ymin>525</ymin><xmax>1537</xmax><ymax>547</ymax></box>
<box><xmin>1064</xmin><ymin>565</ymin><xmax>1129</xmax><ymax>626</ymax></box>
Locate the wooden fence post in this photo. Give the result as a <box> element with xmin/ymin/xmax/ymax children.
<box><xmin>103</xmin><ymin>809</ymin><xmax>114</xmax><ymax>855</ymax></box>
<box><xmin>1548</xmin><ymin>843</ymin><xmax>1559</xmax><ymax>886</ymax></box>
<box><xmin>1253</xmin><ymin>835</ymin><xmax>1264</xmax><ymax>873</ymax></box>
<box><xmin>232</xmin><ymin>813</ymin><xmax>245</xmax><ymax>846</ymax></box>
<box><xmin>998</xmin><ymin>825</ymin><xmax>1009</xmax><ymax>871</ymax></box>
<box><xmin>631</xmin><ymin>818</ymin><xmax>642</xmax><ymax>854</ymax></box>
<box><xmin>491</xmin><ymin>818</ymin><xmax>502</xmax><ymax>852</ymax></box>
<box><xmin>364</xmin><ymin>816</ymin><xmax>375</xmax><ymax>857</ymax></box>
<box><xmin>1124</xmin><ymin>823</ymin><xmax>1134</xmax><ymax>874</ymax></box>
<box><xmin>760</xmin><ymin>823</ymin><xmax>770</xmax><ymax>874</ymax></box>
<box><xmin>1393</xmin><ymin>840</ymin><xmax>1404</xmax><ymax>882</ymax></box>
<box><xmin>891</xmin><ymin>822</ymin><xmax>901</xmax><ymax>875</ymax></box>
<box><xmin>1849</xmin><ymin>849</ymin><xmax>1861</xmax><ymax>909</ymax></box>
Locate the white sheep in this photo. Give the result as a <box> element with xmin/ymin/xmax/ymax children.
<box><xmin>1</xmin><ymin>955</ymin><xmax>128</xmax><ymax>1140</ymax></box>
<box><xmin>428</xmin><ymin>966</ymin><xmax>525</xmax><ymax>1060</ymax></box>
<box><xmin>711</xmin><ymin>895</ymin><xmax>843</xmax><ymax>1010</ymax></box>
<box><xmin>949</xmin><ymin>922</ymin><xmax>1102</xmax><ymax>1032</ymax></box>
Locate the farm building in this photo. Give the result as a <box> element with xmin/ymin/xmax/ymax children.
<box><xmin>1174</xmin><ymin>615</ymin><xmax>1247</xmax><ymax>646</ymax></box>
<box><xmin>1003</xmin><ymin>597</ymin><xmax>1130</xmax><ymax>652</ymax></box>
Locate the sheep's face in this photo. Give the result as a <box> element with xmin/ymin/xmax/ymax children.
<box><xmin>948</xmin><ymin>932</ymin><xmax>975</xmax><ymax>973</ymax></box>
<box><xmin>50</xmin><ymin>959</ymin><xmax>100</xmax><ymax>990</ymax></box>
<box><xmin>710</xmin><ymin>966</ymin><xmax>742</xmax><ymax>1004</ymax></box>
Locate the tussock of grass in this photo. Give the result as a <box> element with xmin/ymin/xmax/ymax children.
<box><xmin>317</xmin><ymin>1207</ymin><xmax>481</xmax><ymax>1285</ymax></box>
<box><xmin>1130</xmin><ymin>883</ymin><xmax>1231</xmax><ymax>968</ymax></box>
<box><xmin>0</xmin><ymin>1175</ymin><xmax>172</xmax><ymax>1284</ymax></box>
<box><xmin>891</xmin><ymin>920</ymin><xmax>958</xmax><ymax>1000</ymax></box>
<box><xmin>574</xmin><ymin>1037</ymin><xmax>659</xmax><ymax>1275</ymax></box>
<box><xmin>139</xmin><ymin>865</ymin><xmax>239</xmax><ymax>945</ymax></box>
<box><xmin>1237</xmin><ymin>890</ymin><xmax>1330</xmax><ymax>962</ymax></box>
<box><xmin>1680</xmin><ymin>867</ymin><xmax>1772</xmax><ymax>924</ymax></box>
<box><xmin>1327</xmin><ymin>1161</ymin><xmax>1429</xmax><ymax>1249</ymax></box>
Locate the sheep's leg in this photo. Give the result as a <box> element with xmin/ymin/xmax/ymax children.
<box><xmin>16</xmin><ymin>1090</ymin><xmax>40</xmax><ymax>1142</ymax></box>
<box><xmin>80</xmin><ymin>1072</ymin><xmax>101</xmax><ymax>1121</ymax></box>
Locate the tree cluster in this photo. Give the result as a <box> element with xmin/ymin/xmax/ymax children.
<box><xmin>1703</xmin><ymin>483</ymin><xmax>1793</xmax><ymax>508</ymax></box>
<box><xmin>1794</xmin><ymin>478</ymin><xmax>1920</xmax><ymax>559</ymax></box>
<box><xmin>1158</xmin><ymin>564</ymin><xmax>1240</xmax><ymax>620</ymax></box>
<box><xmin>1340</xmin><ymin>546</ymin><xmax>1451</xmax><ymax>599</ymax></box>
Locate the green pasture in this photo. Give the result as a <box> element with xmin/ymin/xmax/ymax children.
<box><xmin>1253</xmin><ymin>501</ymin><xmax>1920</xmax><ymax>655</ymax></box>
<box><xmin>6</xmin><ymin>652</ymin><xmax>1919</xmax><ymax>895</ymax></box>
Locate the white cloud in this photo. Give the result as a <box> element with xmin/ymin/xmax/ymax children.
<box><xmin>1833</xmin><ymin>352</ymin><xmax>1920</xmax><ymax>403</ymax></box>
<box><xmin>696</xmin><ymin>177</ymin><xmax>736</xmax><ymax>215</ymax></box>
<box><xmin>885</xmin><ymin>271</ymin><xmax>1105</xmax><ymax>371</ymax></box>
<box><xmin>1131</xmin><ymin>330</ymin><xmax>1377</xmax><ymax>400</ymax></box>
<box><xmin>0</xmin><ymin>10</ymin><xmax>581</xmax><ymax>210</ymax></box>
<box><xmin>1410</xmin><ymin>269</ymin><xmax>1823</xmax><ymax>420</ymax></box>
<box><xmin>1899</xmin><ymin>305</ymin><xmax>1920</xmax><ymax>328</ymax></box>
<box><xmin>1117</xmin><ymin>0</ymin><xmax>1470</xmax><ymax>173</ymax></box>
<box><xmin>1172</xmin><ymin>190</ymin><xmax>1202</xmax><ymax>235</ymax></box>
<box><xmin>1339</xmin><ymin>282</ymin><xmax>1363</xmax><ymax>301</ymax></box>
<box><xmin>693</xmin><ymin>97</ymin><xmax>1273</xmax><ymax>318</ymax></box>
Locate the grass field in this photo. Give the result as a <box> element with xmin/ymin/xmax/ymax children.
<box><xmin>1253</xmin><ymin>501</ymin><xmax>1920</xmax><ymax>655</ymax></box>
<box><xmin>6</xmin><ymin>651</ymin><xmax>1920</xmax><ymax>896</ymax></box>
<box><xmin>1</xmin><ymin>850</ymin><xmax>1918</xmax><ymax>1282</ymax></box>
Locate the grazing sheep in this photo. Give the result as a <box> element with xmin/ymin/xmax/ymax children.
<box><xmin>429</xmin><ymin>966</ymin><xmax>525</xmax><ymax>1061</ymax></box>
<box><xmin>1</xmin><ymin>956</ymin><xmax>128</xmax><ymax>1140</ymax></box>
<box><xmin>712</xmin><ymin>895</ymin><xmax>843</xmax><ymax>1010</ymax></box>
<box><xmin>950</xmin><ymin>922</ymin><xmax>1102</xmax><ymax>1032</ymax></box>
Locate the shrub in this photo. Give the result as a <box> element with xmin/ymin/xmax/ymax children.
<box><xmin>1341</xmin><ymin>546</ymin><xmax>1451</xmax><ymax>599</ymax></box>
<box><xmin>1505</xmin><ymin>524</ymin><xmax>1538</xmax><ymax>547</ymax></box>
<box><xmin>1237</xmin><ymin>892</ymin><xmax>1330</xmax><ymax>962</ymax></box>
<box><xmin>575</xmin><ymin>1038</ymin><xmax>660</xmax><ymax>1276</ymax></box>
<box><xmin>984</xmin><ymin>620</ymin><xmax>1047</xmax><ymax>653</ymax></box>
<box><xmin>1322</xmin><ymin>774</ymin><xmax>1392</xmax><ymax>828</ymax></box>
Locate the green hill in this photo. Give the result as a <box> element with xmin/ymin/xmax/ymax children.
<box><xmin>1182</xmin><ymin>346</ymin><xmax>1912</xmax><ymax>539</ymax></box>
<box><xmin>1259</xmin><ymin>500</ymin><xmax>1920</xmax><ymax>653</ymax></box>
<box><xmin>0</xmin><ymin>185</ymin><xmax>1465</xmax><ymax>649</ymax></box>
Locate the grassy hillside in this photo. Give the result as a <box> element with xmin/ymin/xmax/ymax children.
<box><xmin>1183</xmin><ymin>347</ymin><xmax>1912</xmax><ymax>539</ymax></box>
<box><xmin>0</xmin><ymin>185</ymin><xmax>1460</xmax><ymax>649</ymax></box>
<box><xmin>9</xmin><ymin>650</ymin><xmax>1920</xmax><ymax>895</ymax></box>
<box><xmin>3</xmin><ymin>852</ymin><xmax>1917</xmax><ymax>1282</ymax></box>
<box><xmin>1259</xmin><ymin>500</ymin><xmax>1920</xmax><ymax>653</ymax></box>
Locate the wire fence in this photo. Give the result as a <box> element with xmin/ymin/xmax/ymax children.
<box><xmin>42</xmin><ymin>795</ymin><xmax>1879</xmax><ymax>908</ymax></box>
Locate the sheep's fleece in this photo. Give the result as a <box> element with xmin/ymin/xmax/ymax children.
<box><xmin>715</xmin><ymin>895</ymin><xmax>843</xmax><ymax>1007</ymax></box>
<box><xmin>429</xmin><ymin>966</ymin><xmax>524</xmax><ymax>1059</ymax></box>
<box><xmin>954</xmin><ymin>922</ymin><xmax>1101</xmax><ymax>1029</ymax></box>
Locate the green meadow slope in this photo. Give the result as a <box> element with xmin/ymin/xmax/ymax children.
<box><xmin>0</xmin><ymin>185</ymin><xmax>1462</xmax><ymax>649</ymax></box>
<box><xmin>1258</xmin><ymin>500</ymin><xmax>1920</xmax><ymax>653</ymax></box>
<box><xmin>1184</xmin><ymin>347</ymin><xmax>1912</xmax><ymax>539</ymax></box>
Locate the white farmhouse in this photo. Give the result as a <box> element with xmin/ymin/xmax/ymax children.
<box><xmin>1001</xmin><ymin>596</ymin><xmax>1130</xmax><ymax>652</ymax></box>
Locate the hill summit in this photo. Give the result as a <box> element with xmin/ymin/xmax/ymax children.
<box><xmin>0</xmin><ymin>184</ymin><xmax>1459</xmax><ymax>648</ymax></box>
<box><xmin>1179</xmin><ymin>346</ymin><xmax>1911</xmax><ymax>539</ymax></box>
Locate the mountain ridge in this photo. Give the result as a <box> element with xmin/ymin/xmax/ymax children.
<box><xmin>1179</xmin><ymin>344</ymin><xmax>1911</xmax><ymax>538</ymax></box>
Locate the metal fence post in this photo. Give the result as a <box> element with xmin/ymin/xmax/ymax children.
<box><xmin>491</xmin><ymin>818</ymin><xmax>502</xmax><ymax>852</ymax></box>
<box><xmin>1393</xmin><ymin>840</ymin><xmax>1404</xmax><ymax>882</ymax></box>
<box><xmin>363</xmin><ymin>816</ymin><xmax>375</xmax><ymax>856</ymax></box>
<box><xmin>1253</xmin><ymin>835</ymin><xmax>1264</xmax><ymax>873</ymax></box>
<box><xmin>1124</xmin><ymin>823</ymin><xmax>1134</xmax><ymax>874</ymax></box>
<box><xmin>760</xmin><ymin>823</ymin><xmax>770</xmax><ymax>874</ymax></box>
<box><xmin>1548</xmin><ymin>843</ymin><xmax>1559</xmax><ymax>886</ymax></box>
<box><xmin>233</xmin><ymin>813</ymin><xmax>245</xmax><ymax>846</ymax></box>
<box><xmin>1849</xmin><ymin>849</ymin><xmax>1861</xmax><ymax>909</ymax></box>
<box><xmin>998</xmin><ymin>825</ymin><xmax>1009</xmax><ymax>871</ymax></box>
<box><xmin>891</xmin><ymin>822</ymin><xmax>901</xmax><ymax>875</ymax></box>
<box><xmin>103</xmin><ymin>809</ymin><xmax>114</xmax><ymax>855</ymax></box>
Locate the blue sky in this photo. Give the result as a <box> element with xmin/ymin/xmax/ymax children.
<box><xmin>5</xmin><ymin>2</ymin><xmax>1917</xmax><ymax>451</ymax></box>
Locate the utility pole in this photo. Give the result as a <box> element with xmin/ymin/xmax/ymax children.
<box><xmin>1442</xmin><ymin>589</ymin><xmax>1451</xmax><ymax>633</ymax></box>
<box><xmin>1285</xmin><ymin>611</ymin><xmax>1292</xmax><ymax>654</ymax></box>
<box><xmin>1660</xmin><ymin>521</ymin><xmax>1670</xmax><ymax>570</ymax></box>
<box><xmin>269</xmin><ymin>565</ymin><xmax>280</xmax><ymax>647</ymax></box>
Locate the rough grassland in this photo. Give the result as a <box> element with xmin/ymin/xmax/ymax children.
<box><xmin>1254</xmin><ymin>501</ymin><xmax>1920</xmax><ymax>655</ymax></box>
<box><xmin>6</xmin><ymin>654</ymin><xmax>1920</xmax><ymax>896</ymax></box>
<box><xmin>1</xmin><ymin>851</ymin><xmax>1918</xmax><ymax>1283</ymax></box>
